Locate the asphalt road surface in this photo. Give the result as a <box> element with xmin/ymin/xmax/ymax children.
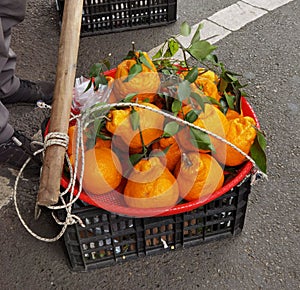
<box><xmin>0</xmin><ymin>0</ymin><xmax>299</xmax><ymax>289</ymax></box>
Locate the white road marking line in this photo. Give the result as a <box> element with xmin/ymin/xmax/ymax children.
<box><xmin>0</xmin><ymin>170</ymin><xmax>16</xmax><ymax>209</ymax></box>
<box><xmin>148</xmin><ymin>0</ymin><xmax>296</xmax><ymax>59</ymax></box>
<box><xmin>208</xmin><ymin>1</ymin><xmax>267</xmax><ymax>31</ymax></box>
<box><xmin>242</xmin><ymin>0</ymin><xmax>294</xmax><ymax>11</ymax></box>
<box><xmin>198</xmin><ymin>20</ymin><xmax>231</xmax><ymax>44</ymax></box>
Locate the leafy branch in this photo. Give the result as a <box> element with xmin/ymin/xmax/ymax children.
<box><xmin>151</xmin><ymin>21</ymin><xmax>267</xmax><ymax>172</ymax></box>
<box><xmin>84</xmin><ymin>55</ymin><xmax>111</xmax><ymax>92</ymax></box>
<box><xmin>123</xmin><ymin>43</ymin><xmax>156</xmax><ymax>82</ymax></box>
<box><xmin>152</xmin><ymin>21</ymin><xmax>248</xmax><ymax>114</ymax></box>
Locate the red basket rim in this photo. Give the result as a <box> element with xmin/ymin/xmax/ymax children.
<box><xmin>57</xmin><ymin>99</ymin><xmax>258</xmax><ymax>218</ymax></box>
<box><xmin>46</xmin><ymin>69</ymin><xmax>259</xmax><ymax>217</ymax></box>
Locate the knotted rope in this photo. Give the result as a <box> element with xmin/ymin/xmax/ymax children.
<box><xmin>13</xmin><ymin>105</ymin><xmax>86</xmax><ymax>242</ymax></box>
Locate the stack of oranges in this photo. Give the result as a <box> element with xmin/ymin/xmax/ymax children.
<box><xmin>67</xmin><ymin>51</ymin><xmax>258</xmax><ymax>210</ymax></box>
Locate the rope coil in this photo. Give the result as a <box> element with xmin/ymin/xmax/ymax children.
<box><xmin>13</xmin><ymin>104</ymin><xmax>85</xmax><ymax>242</ymax></box>
<box><xmin>44</xmin><ymin>132</ymin><xmax>69</xmax><ymax>150</ymax></box>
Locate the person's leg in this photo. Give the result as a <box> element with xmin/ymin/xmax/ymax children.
<box><xmin>0</xmin><ymin>2</ymin><xmax>53</xmax><ymax>105</ymax></box>
<box><xmin>0</xmin><ymin>100</ymin><xmax>42</xmax><ymax>169</ymax></box>
<box><xmin>0</xmin><ymin>1</ymin><xmax>44</xmax><ymax>168</ymax></box>
<box><xmin>0</xmin><ymin>1</ymin><xmax>26</xmax><ymax>145</ymax></box>
<box><xmin>0</xmin><ymin>1</ymin><xmax>24</xmax><ymax>98</ymax></box>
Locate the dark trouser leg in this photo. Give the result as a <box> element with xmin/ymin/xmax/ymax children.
<box><xmin>0</xmin><ymin>0</ymin><xmax>27</xmax><ymax>98</ymax></box>
<box><xmin>0</xmin><ymin>1</ymin><xmax>26</xmax><ymax>142</ymax></box>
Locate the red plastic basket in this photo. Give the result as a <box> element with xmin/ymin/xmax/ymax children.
<box><xmin>46</xmin><ymin>70</ymin><xmax>259</xmax><ymax>218</ymax></box>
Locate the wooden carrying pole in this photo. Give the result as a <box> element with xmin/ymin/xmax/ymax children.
<box><xmin>37</xmin><ymin>0</ymin><xmax>83</xmax><ymax>206</ymax></box>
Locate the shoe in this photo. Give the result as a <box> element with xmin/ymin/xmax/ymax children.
<box><xmin>1</xmin><ymin>79</ymin><xmax>54</xmax><ymax>105</ymax></box>
<box><xmin>0</xmin><ymin>131</ymin><xmax>42</xmax><ymax>170</ymax></box>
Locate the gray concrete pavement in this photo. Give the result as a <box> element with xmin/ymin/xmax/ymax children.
<box><xmin>0</xmin><ymin>0</ymin><xmax>299</xmax><ymax>289</ymax></box>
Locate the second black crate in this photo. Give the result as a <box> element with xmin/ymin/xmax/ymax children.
<box><xmin>60</xmin><ymin>176</ymin><xmax>251</xmax><ymax>271</ymax></box>
<box><xmin>56</xmin><ymin>0</ymin><xmax>177</xmax><ymax>37</ymax></box>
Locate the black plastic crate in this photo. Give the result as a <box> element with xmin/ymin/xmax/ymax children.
<box><xmin>56</xmin><ymin>0</ymin><xmax>177</xmax><ymax>37</ymax></box>
<box><xmin>60</xmin><ymin>176</ymin><xmax>251</xmax><ymax>271</ymax></box>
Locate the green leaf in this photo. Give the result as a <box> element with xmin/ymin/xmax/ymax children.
<box><xmin>232</xmin><ymin>86</ymin><xmax>242</xmax><ymax>114</ymax></box>
<box><xmin>129</xmin><ymin>153</ymin><xmax>145</xmax><ymax>166</ymax></box>
<box><xmin>224</xmin><ymin>91</ymin><xmax>235</xmax><ymax>110</ymax></box>
<box><xmin>220</xmin><ymin>70</ymin><xmax>242</xmax><ymax>85</ymax></box>
<box><xmin>190</xmin><ymin>127</ymin><xmax>214</xmax><ymax>152</ymax></box>
<box><xmin>150</xmin><ymin>150</ymin><xmax>165</xmax><ymax>158</ymax></box>
<box><xmin>190</xmin><ymin>92</ymin><xmax>205</xmax><ymax>112</ymax></box>
<box><xmin>86</xmin><ymin>138</ymin><xmax>96</xmax><ymax>150</ymax></box>
<box><xmin>228</xmin><ymin>74</ymin><xmax>238</xmax><ymax>82</ymax></box>
<box><xmin>188</xmin><ymin>40</ymin><xmax>217</xmax><ymax>61</ymax></box>
<box><xmin>123</xmin><ymin>93</ymin><xmax>137</xmax><ymax>102</ymax></box>
<box><xmin>203</xmin><ymin>96</ymin><xmax>220</xmax><ymax>106</ymax></box>
<box><xmin>185</xmin><ymin>110</ymin><xmax>199</xmax><ymax>123</ymax></box>
<box><xmin>124</xmin><ymin>63</ymin><xmax>143</xmax><ymax>82</ymax></box>
<box><xmin>171</xmin><ymin>99</ymin><xmax>182</xmax><ymax>115</ymax></box>
<box><xmin>142</xmin><ymin>97</ymin><xmax>150</xmax><ymax>103</ymax></box>
<box><xmin>162</xmin><ymin>121</ymin><xmax>180</xmax><ymax>137</ymax></box>
<box><xmin>94</xmin><ymin>75</ymin><xmax>108</xmax><ymax>89</ymax></box>
<box><xmin>219</xmin><ymin>78</ymin><xmax>228</xmax><ymax>94</ymax></box>
<box><xmin>162</xmin><ymin>68</ymin><xmax>171</xmax><ymax>75</ymax></box>
<box><xmin>178</xmin><ymin>80</ymin><xmax>191</xmax><ymax>102</ymax></box>
<box><xmin>123</xmin><ymin>50</ymin><xmax>136</xmax><ymax>60</ymax></box>
<box><xmin>164</xmin><ymin>39</ymin><xmax>179</xmax><ymax>57</ymax></box>
<box><xmin>150</xmin><ymin>145</ymin><xmax>171</xmax><ymax>158</ymax></box>
<box><xmin>226</xmin><ymin>70</ymin><xmax>242</xmax><ymax>77</ymax></box>
<box><xmin>93</xmin><ymin>118</ymin><xmax>101</xmax><ymax>132</ymax></box>
<box><xmin>191</xmin><ymin>23</ymin><xmax>203</xmax><ymax>44</ymax></box>
<box><xmin>162</xmin><ymin>145</ymin><xmax>171</xmax><ymax>155</ymax></box>
<box><xmin>205</xmin><ymin>53</ymin><xmax>218</xmax><ymax>64</ymax></box>
<box><xmin>97</xmin><ymin>133</ymin><xmax>112</xmax><ymax>141</ymax></box>
<box><xmin>250</xmin><ymin>131</ymin><xmax>267</xmax><ymax>174</ymax></box>
<box><xmin>152</xmin><ymin>47</ymin><xmax>163</xmax><ymax>59</ymax></box>
<box><xmin>184</xmin><ymin>67</ymin><xmax>199</xmax><ymax>83</ymax></box>
<box><xmin>139</xmin><ymin>52</ymin><xmax>153</xmax><ymax>70</ymax></box>
<box><xmin>103</xmin><ymin>59</ymin><xmax>111</xmax><ymax>70</ymax></box>
<box><xmin>89</xmin><ymin>63</ymin><xmax>103</xmax><ymax>77</ymax></box>
<box><xmin>84</xmin><ymin>80</ymin><xmax>93</xmax><ymax>93</ymax></box>
<box><xmin>180</xmin><ymin>21</ymin><xmax>191</xmax><ymax>36</ymax></box>
<box><xmin>217</xmin><ymin>98</ymin><xmax>227</xmax><ymax>115</ymax></box>
<box><xmin>130</xmin><ymin>108</ymin><xmax>140</xmax><ymax>131</ymax></box>
<box><xmin>257</xmin><ymin>129</ymin><xmax>267</xmax><ymax>151</ymax></box>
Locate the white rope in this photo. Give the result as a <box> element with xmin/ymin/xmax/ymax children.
<box><xmin>13</xmin><ymin>156</ymin><xmax>68</xmax><ymax>242</ymax></box>
<box><xmin>36</xmin><ymin>101</ymin><xmax>52</xmax><ymax>109</ymax></box>
<box><xmin>44</xmin><ymin>132</ymin><xmax>69</xmax><ymax>150</ymax></box>
<box><xmin>13</xmin><ymin>129</ymin><xmax>86</xmax><ymax>242</ymax></box>
<box><xmin>13</xmin><ymin>103</ymin><xmax>86</xmax><ymax>242</ymax></box>
<box><xmin>84</xmin><ymin>102</ymin><xmax>267</xmax><ymax>179</ymax></box>
<box><xmin>14</xmin><ymin>98</ymin><xmax>266</xmax><ymax>243</ymax></box>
